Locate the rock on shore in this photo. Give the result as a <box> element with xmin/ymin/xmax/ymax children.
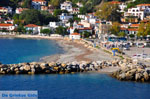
<box><xmin>111</xmin><ymin>62</ymin><xmax>150</xmax><ymax>82</ymax></box>
<box><xmin>0</xmin><ymin>61</ymin><xmax>119</xmax><ymax>75</ymax></box>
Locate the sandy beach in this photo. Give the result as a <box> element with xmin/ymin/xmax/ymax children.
<box><xmin>0</xmin><ymin>34</ymin><xmax>114</xmax><ymax>63</ymax></box>
<box><xmin>40</xmin><ymin>38</ymin><xmax>114</xmax><ymax>63</ymax></box>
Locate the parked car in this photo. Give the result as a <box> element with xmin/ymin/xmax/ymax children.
<box><xmin>137</xmin><ymin>43</ymin><xmax>144</xmax><ymax>48</ymax></box>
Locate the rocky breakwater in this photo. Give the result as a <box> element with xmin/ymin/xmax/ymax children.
<box><xmin>111</xmin><ymin>61</ymin><xmax>150</xmax><ymax>82</ymax></box>
<box><xmin>0</xmin><ymin>61</ymin><xmax>119</xmax><ymax>75</ymax></box>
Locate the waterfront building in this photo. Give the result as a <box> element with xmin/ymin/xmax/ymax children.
<box><xmin>25</xmin><ymin>24</ymin><xmax>41</xmax><ymax>34</ymax></box>
<box><xmin>69</xmin><ymin>32</ymin><xmax>80</xmax><ymax>40</ymax></box>
<box><xmin>0</xmin><ymin>23</ymin><xmax>15</xmax><ymax>31</ymax></box>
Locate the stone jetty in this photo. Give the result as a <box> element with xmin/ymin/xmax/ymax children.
<box><xmin>1</xmin><ymin>59</ymin><xmax>150</xmax><ymax>83</ymax></box>
<box><xmin>111</xmin><ymin>61</ymin><xmax>150</xmax><ymax>82</ymax></box>
<box><xmin>0</xmin><ymin>61</ymin><xmax>119</xmax><ymax>75</ymax></box>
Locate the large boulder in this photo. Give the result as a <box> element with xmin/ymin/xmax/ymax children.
<box><xmin>23</xmin><ymin>65</ymin><xmax>31</xmax><ymax>71</ymax></box>
<box><xmin>135</xmin><ymin>73</ymin><xmax>142</xmax><ymax>81</ymax></box>
<box><xmin>143</xmin><ymin>72</ymin><xmax>149</xmax><ymax>81</ymax></box>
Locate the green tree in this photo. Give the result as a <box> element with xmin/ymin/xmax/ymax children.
<box><xmin>55</xmin><ymin>26</ymin><xmax>68</xmax><ymax>36</ymax></box>
<box><xmin>110</xmin><ymin>22</ymin><xmax>120</xmax><ymax>35</ymax></box>
<box><xmin>79</xmin><ymin>7</ymin><xmax>87</xmax><ymax>14</ymax></box>
<box><xmin>20</xmin><ymin>9</ymin><xmax>41</xmax><ymax>25</ymax></box>
<box><xmin>145</xmin><ymin>22</ymin><xmax>150</xmax><ymax>36</ymax></box>
<box><xmin>49</xmin><ymin>0</ymin><xmax>63</xmax><ymax>7</ymax></box>
<box><xmin>16</xmin><ymin>25</ymin><xmax>26</xmax><ymax>34</ymax></box>
<box><xmin>118</xmin><ymin>32</ymin><xmax>126</xmax><ymax>37</ymax></box>
<box><xmin>53</xmin><ymin>9</ymin><xmax>62</xmax><ymax>17</ymax></box>
<box><xmin>40</xmin><ymin>29</ymin><xmax>52</xmax><ymax>36</ymax></box>
<box><xmin>129</xmin><ymin>34</ymin><xmax>135</xmax><ymax>38</ymax></box>
<box><xmin>22</xmin><ymin>0</ymin><xmax>32</xmax><ymax>8</ymax></box>
<box><xmin>137</xmin><ymin>23</ymin><xmax>145</xmax><ymax>37</ymax></box>
<box><xmin>95</xmin><ymin>2</ymin><xmax>121</xmax><ymax>22</ymax></box>
<box><xmin>9</xmin><ymin>0</ymin><xmax>21</xmax><ymax>9</ymax></box>
<box><xmin>81</xmin><ymin>31</ymin><xmax>91</xmax><ymax>38</ymax></box>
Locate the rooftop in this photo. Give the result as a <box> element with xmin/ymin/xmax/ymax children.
<box><xmin>32</xmin><ymin>0</ymin><xmax>46</xmax><ymax>2</ymax></box>
<box><xmin>0</xmin><ymin>23</ymin><xmax>13</xmax><ymax>26</ymax></box>
<box><xmin>71</xmin><ymin>32</ymin><xmax>80</xmax><ymax>35</ymax></box>
<box><xmin>137</xmin><ymin>4</ymin><xmax>150</xmax><ymax>6</ymax></box>
<box><xmin>25</xmin><ymin>24</ymin><xmax>38</xmax><ymax>27</ymax></box>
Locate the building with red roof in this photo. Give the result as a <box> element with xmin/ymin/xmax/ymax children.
<box><xmin>24</xmin><ymin>24</ymin><xmax>41</xmax><ymax>34</ymax></box>
<box><xmin>0</xmin><ymin>23</ymin><xmax>15</xmax><ymax>31</ymax></box>
<box><xmin>15</xmin><ymin>8</ymin><xmax>28</xmax><ymax>14</ymax></box>
<box><xmin>69</xmin><ymin>32</ymin><xmax>80</xmax><ymax>40</ymax></box>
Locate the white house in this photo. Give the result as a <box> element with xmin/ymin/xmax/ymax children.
<box><xmin>0</xmin><ymin>23</ymin><xmax>15</xmax><ymax>31</ymax></box>
<box><xmin>0</xmin><ymin>6</ymin><xmax>12</xmax><ymax>14</ymax></box>
<box><xmin>59</xmin><ymin>13</ymin><xmax>73</xmax><ymax>22</ymax></box>
<box><xmin>49</xmin><ymin>22</ymin><xmax>65</xmax><ymax>28</ymax></box>
<box><xmin>137</xmin><ymin>4</ymin><xmax>150</xmax><ymax>15</ymax></box>
<box><xmin>120</xmin><ymin>28</ymin><xmax>138</xmax><ymax>35</ymax></box>
<box><xmin>119</xmin><ymin>3</ymin><xmax>127</xmax><ymax>12</ymax></box>
<box><xmin>4</xmin><ymin>20</ymin><xmax>14</xmax><ymax>24</ymax></box>
<box><xmin>124</xmin><ymin>4</ymin><xmax>150</xmax><ymax>20</ymax></box>
<box><xmin>124</xmin><ymin>7</ymin><xmax>144</xmax><ymax>20</ymax></box>
<box><xmin>78</xmin><ymin>27</ymin><xmax>92</xmax><ymax>33</ymax></box>
<box><xmin>69</xmin><ymin>32</ymin><xmax>80</xmax><ymax>40</ymax></box>
<box><xmin>61</xmin><ymin>1</ymin><xmax>72</xmax><ymax>12</ymax></box>
<box><xmin>24</xmin><ymin>24</ymin><xmax>41</xmax><ymax>34</ymax></box>
<box><xmin>67</xmin><ymin>27</ymin><xmax>74</xmax><ymax>34</ymax></box>
<box><xmin>32</xmin><ymin>0</ymin><xmax>46</xmax><ymax>10</ymax></box>
<box><xmin>15</xmin><ymin>8</ymin><xmax>28</xmax><ymax>14</ymax></box>
<box><xmin>71</xmin><ymin>8</ymin><xmax>79</xmax><ymax>14</ymax></box>
<box><xmin>80</xmin><ymin>20</ymin><xmax>91</xmax><ymax>28</ymax></box>
<box><xmin>76</xmin><ymin>2</ymin><xmax>83</xmax><ymax>7</ymax></box>
<box><xmin>78</xmin><ymin>14</ymin><xmax>85</xmax><ymax>19</ymax></box>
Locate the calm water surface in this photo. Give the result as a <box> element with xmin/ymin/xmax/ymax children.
<box><xmin>0</xmin><ymin>38</ymin><xmax>63</xmax><ymax>64</ymax></box>
<box><xmin>0</xmin><ymin>38</ymin><xmax>150</xmax><ymax>99</ymax></box>
<box><xmin>0</xmin><ymin>73</ymin><xmax>150</xmax><ymax>99</ymax></box>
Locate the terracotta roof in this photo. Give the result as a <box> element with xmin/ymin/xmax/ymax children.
<box><xmin>120</xmin><ymin>28</ymin><xmax>127</xmax><ymax>30</ymax></box>
<box><xmin>71</xmin><ymin>32</ymin><xmax>80</xmax><ymax>35</ymax></box>
<box><xmin>141</xmin><ymin>20</ymin><xmax>150</xmax><ymax>23</ymax></box>
<box><xmin>77</xmin><ymin>24</ymin><xmax>83</xmax><ymax>26</ymax></box>
<box><xmin>0</xmin><ymin>7</ymin><xmax>7</xmax><ymax>10</ymax></box>
<box><xmin>32</xmin><ymin>0</ymin><xmax>46</xmax><ymax>2</ymax></box>
<box><xmin>120</xmin><ymin>28</ymin><xmax>138</xmax><ymax>31</ymax></box>
<box><xmin>109</xmin><ymin>1</ymin><xmax>121</xmax><ymax>5</ymax></box>
<box><xmin>25</xmin><ymin>24</ymin><xmax>38</xmax><ymax>27</ymax></box>
<box><xmin>131</xmin><ymin>24</ymin><xmax>140</xmax><ymax>27</ymax></box>
<box><xmin>96</xmin><ymin>21</ymin><xmax>100</xmax><ymax>23</ymax></box>
<box><xmin>78</xmin><ymin>27</ymin><xmax>92</xmax><ymax>30</ymax></box>
<box><xmin>137</xmin><ymin>4</ymin><xmax>150</xmax><ymax>6</ymax></box>
<box><xmin>128</xmin><ymin>28</ymin><xmax>138</xmax><ymax>31</ymax></box>
<box><xmin>0</xmin><ymin>23</ymin><xmax>13</xmax><ymax>26</ymax></box>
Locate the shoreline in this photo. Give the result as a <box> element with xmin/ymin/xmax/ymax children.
<box><xmin>0</xmin><ymin>34</ymin><xmax>114</xmax><ymax>63</ymax></box>
<box><xmin>1</xmin><ymin>35</ymin><xmax>150</xmax><ymax>82</ymax></box>
<box><xmin>0</xmin><ymin>34</ymin><xmax>116</xmax><ymax>74</ymax></box>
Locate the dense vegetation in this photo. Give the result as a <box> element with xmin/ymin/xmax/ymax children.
<box><xmin>13</xmin><ymin>10</ymin><xmax>59</xmax><ymax>25</ymax></box>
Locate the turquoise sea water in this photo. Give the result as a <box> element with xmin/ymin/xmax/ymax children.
<box><xmin>0</xmin><ymin>38</ymin><xmax>150</xmax><ymax>99</ymax></box>
<box><xmin>0</xmin><ymin>38</ymin><xmax>63</xmax><ymax>64</ymax></box>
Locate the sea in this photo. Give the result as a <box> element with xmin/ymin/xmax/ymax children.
<box><xmin>0</xmin><ymin>38</ymin><xmax>150</xmax><ymax>99</ymax></box>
